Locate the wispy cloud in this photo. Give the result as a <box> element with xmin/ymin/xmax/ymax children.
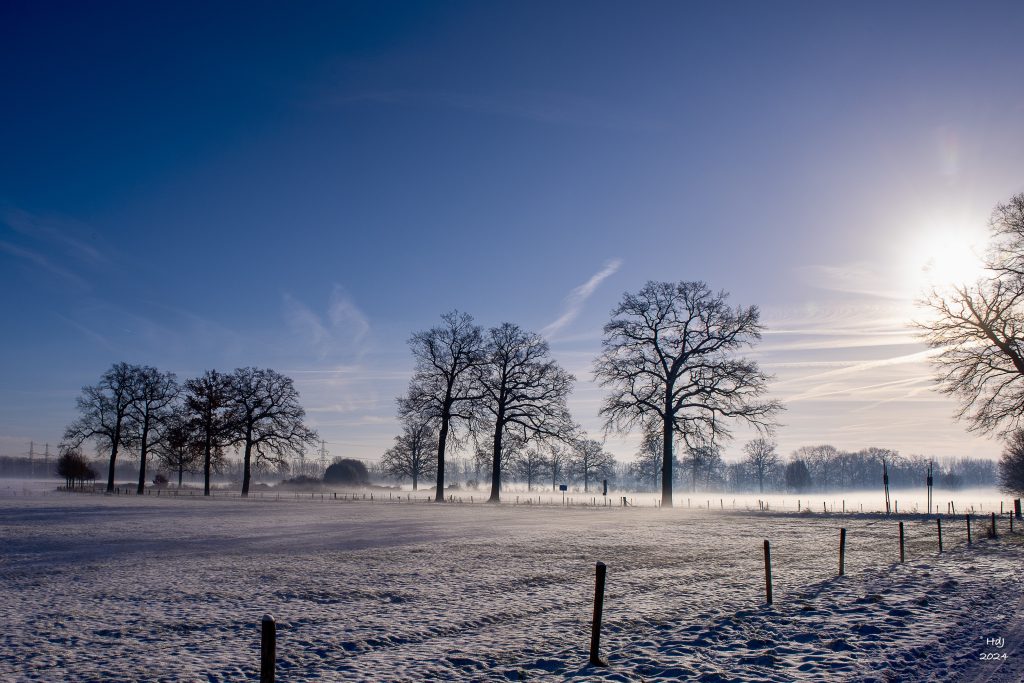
<box><xmin>542</xmin><ymin>259</ymin><xmax>621</xmax><ymax>339</ymax></box>
<box><xmin>2</xmin><ymin>205</ymin><xmax>106</xmax><ymax>266</ymax></box>
<box><xmin>795</xmin><ymin>262</ymin><xmax>908</xmax><ymax>301</ymax></box>
<box><xmin>0</xmin><ymin>240</ymin><xmax>90</xmax><ymax>289</ymax></box>
<box><xmin>283</xmin><ymin>285</ymin><xmax>371</xmax><ymax>359</ymax></box>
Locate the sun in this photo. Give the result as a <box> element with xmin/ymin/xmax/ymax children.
<box><xmin>907</xmin><ymin>221</ymin><xmax>988</xmax><ymax>293</ymax></box>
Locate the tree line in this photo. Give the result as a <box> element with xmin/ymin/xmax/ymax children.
<box><xmin>387</xmin><ymin>281</ymin><xmax>781</xmax><ymax>506</ymax></box>
<box><xmin>60</xmin><ymin>363</ymin><xmax>317</xmax><ymax>496</ymax></box>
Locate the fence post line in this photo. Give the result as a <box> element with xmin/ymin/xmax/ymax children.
<box><xmin>589</xmin><ymin>562</ymin><xmax>607</xmax><ymax>666</ymax></box>
<box><xmin>899</xmin><ymin>521</ymin><xmax>905</xmax><ymax>563</ymax></box>
<box><xmin>839</xmin><ymin>528</ymin><xmax>847</xmax><ymax>576</ymax></box>
<box><xmin>937</xmin><ymin>518</ymin><xmax>943</xmax><ymax>553</ymax></box>
<box><xmin>763</xmin><ymin>540</ymin><xmax>773</xmax><ymax>605</ymax></box>
<box><xmin>966</xmin><ymin>514</ymin><xmax>972</xmax><ymax>545</ymax></box>
<box><xmin>261</xmin><ymin>614</ymin><xmax>276</xmax><ymax>683</ymax></box>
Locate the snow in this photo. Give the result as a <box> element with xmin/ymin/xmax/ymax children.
<box><xmin>1</xmin><ymin>488</ymin><xmax>1022</xmax><ymax>681</ymax></box>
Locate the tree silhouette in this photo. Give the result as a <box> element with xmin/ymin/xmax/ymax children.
<box><xmin>226</xmin><ymin>367</ymin><xmax>318</xmax><ymax>497</ymax></box>
<box><xmin>743</xmin><ymin>437</ymin><xmax>780</xmax><ymax>493</ymax></box>
<box><xmin>512</xmin><ymin>447</ymin><xmax>550</xmax><ymax>492</ymax></box>
<box><xmin>999</xmin><ymin>429</ymin><xmax>1024</xmax><ymax>496</ymax></box>
<box><xmin>918</xmin><ymin>194</ymin><xmax>1024</xmax><ymax>436</ymax></box>
<box><xmin>785</xmin><ymin>459</ymin><xmax>812</xmax><ymax>492</ymax></box>
<box><xmin>401</xmin><ymin>311</ymin><xmax>486</xmax><ymax>502</ymax></box>
<box><xmin>381</xmin><ymin>418</ymin><xmax>437</xmax><ymax>491</ymax></box>
<box><xmin>155</xmin><ymin>412</ymin><xmax>203</xmax><ymax>488</ymax></box>
<box><xmin>56</xmin><ymin>446</ymin><xmax>96</xmax><ymax>490</ymax></box>
<box><xmin>595</xmin><ymin>281</ymin><xmax>782</xmax><ymax>507</ymax></box>
<box><xmin>183</xmin><ymin>370</ymin><xmax>232</xmax><ymax>496</ymax></box>
<box><xmin>548</xmin><ymin>445</ymin><xmax>571</xmax><ymax>492</ymax></box>
<box><xmin>61</xmin><ymin>362</ymin><xmax>138</xmax><ymax>493</ymax></box>
<box><xmin>572</xmin><ymin>438</ymin><xmax>615</xmax><ymax>493</ymax></box>
<box><xmin>479</xmin><ymin>323</ymin><xmax>575</xmax><ymax>502</ymax></box>
<box><xmin>126</xmin><ymin>366</ymin><xmax>179</xmax><ymax>494</ymax></box>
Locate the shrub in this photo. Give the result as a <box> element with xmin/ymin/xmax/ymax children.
<box><xmin>324</xmin><ymin>458</ymin><xmax>370</xmax><ymax>486</ymax></box>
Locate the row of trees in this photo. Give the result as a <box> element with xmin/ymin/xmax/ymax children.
<box><xmin>60</xmin><ymin>363</ymin><xmax>318</xmax><ymax>496</ymax></box>
<box><xmin>395</xmin><ymin>281</ymin><xmax>782</xmax><ymax>506</ymax></box>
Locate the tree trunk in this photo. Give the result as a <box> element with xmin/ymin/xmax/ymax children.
<box><xmin>412</xmin><ymin>472</ymin><xmax>418</xmax><ymax>491</ymax></box>
<box><xmin>136</xmin><ymin>421</ymin><xmax>149</xmax><ymax>495</ymax></box>
<box><xmin>106</xmin><ymin>422</ymin><xmax>120</xmax><ymax>493</ymax></box>
<box><xmin>489</xmin><ymin>415</ymin><xmax>504</xmax><ymax>503</ymax></box>
<box><xmin>661</xmin><ymin>412</ymin><xmax>673</xmax><ymax>507</ymax></box>
<box><xmin>203</xmin><ymin>421</ymin><xmax>212</xmax><ymax>496</ymax></box>
<box><xmin>434</xmin><ymin>413</ymin><xmax>450</xmax><ymax>502</ymax></box>
<box><xmin>241</xmin><ymin>436</ymin><xmax>253</xmax><ymax>497</ymax></box>
<box><xmin>178</xmin><ymin>462</ymin><xmax>184</xmax><ymax>488</ymax></box>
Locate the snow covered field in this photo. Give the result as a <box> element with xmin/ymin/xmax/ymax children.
<box><xmin>2</xmin><ymin>491</ymin><xmax>1023</xmax><ymax>682</ymax></box>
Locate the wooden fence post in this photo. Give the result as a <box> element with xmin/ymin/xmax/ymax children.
<box><xmin>898</xmin><ymin>521</ymin><xmax>905</xmax><ymax>563</ymax></box>
<box><xmin>763</xmin><ymin>540</ymin><xmax>773</xmax><ymax>605</ymax></box>
<box><xmin>589</xmin><ymin>562</ymin><xmax>607</xmax><ymax>666</ymax></box>
<box><xmin>966</xmin><ymin>514</ymin><xmax>972</xmax><ymax>545</ymax></box>
<box><xmin>261</xmin><ymin>614</ymin><xmax>276</xmax><ymax>683</ymax></box>
<box><xmin>937</xmin><ymin>518</ymin><xmax>943</xmax><ymax>553</ymax></box>
<box><xmin>990</xmin><ymin>511</ymin><xmax>997</xmax><ymax>539</ymax></box>
<box><xmin>839</xmin><ymin>528</ymin><xmax>847</xmax><ymax>576</ymax></box>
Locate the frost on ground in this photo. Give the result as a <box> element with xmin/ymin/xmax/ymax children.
<box><xmin>1</xmin><ymin>493</ymin><xmax>1022</xmax><ymax>682</ymax></box>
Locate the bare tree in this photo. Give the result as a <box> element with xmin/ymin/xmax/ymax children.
<box><xmin>479</xmin><ymin>323</ymin><xmax>575</xmax><ymax>502</ymax></box>
<box><xmin>512</xmin><ymin>447</ymin><xmax>550</xmax><ymax>492</ymax></box>
<box><xmin>999</xmin><ymin>429</ymin><xmax>1024</xmax><ymax>496</ymax></box>
<box><xmin>918</xmin><ymin>193</ymin><xmax>1024</xmax><ymax>437</ymax></box>
<box><xmin>126</xmin><ymin>366</ymin><xmax>179</xmax><ymax>494</ymax></box>
<box><xmin>226</xmin><ymin>367</ymin><xmax>319</xmax><ymax>497</ymax></box>
<box><xmin>56</xmin><ymin>446</ymin><xmax>96</xmax><ymax>490</ymax></box>
<box><xmin>572</xmin><ymin>438</ymin><xmax>615</xmax><ymax>492</ymax></box>
<box><xmin>629</xmin><ymin>428</ymin><xmax>664</xmax><ymax>490</ymax></box>
<box><xmin>381</xmin><ymin>418</ymin><xmax>437</xmax><ymax>491</ymax></box>
<box><xmin>548</xmin><ymin>444</ymin><xmax>570</xmax><ymax>491</ymax></box>
<box><xmin>595</xmin><ymin>281</ymin><xmax>782</xmax><ymax>506</ymax></box>
<box><xmin>155</xmin><ymin>412</ymin><xmax>203</xmax><ymax>488</ymax></box>
<box><xmin>61</xmin><ymin>362</ymin><xmax>138</xmax><ymax>493</ymax></box>
<box><xmin>184</xmin><ymin>370</ymin><xmax>232</xmax><ymax>496</ymax></box>
<box><xmin>743</xmin><ymin>437</ymin><xmax>780</xmax><ymax>493</ymax></box>
<box><xmin>402</xmin><ymin>311</ymin><xmax>487</xmax><ymax>502</ymax></box>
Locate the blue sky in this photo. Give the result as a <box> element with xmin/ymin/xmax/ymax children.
<box><xmin>2</xmin><ymin>1</ymin><xmax>1023</xmax><ymax>462</ymax></box>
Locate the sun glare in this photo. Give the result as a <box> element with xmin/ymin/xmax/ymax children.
<box><xmin>906</xmin><ymin>221</ymin><xmax>988</xmax><ymax>294</ymax></box>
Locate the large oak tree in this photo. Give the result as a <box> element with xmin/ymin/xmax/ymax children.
<box><xmin>183</xmin><ymin>370</ymin><xmax>232</xmax><ymax>496</ymax></box>
<box><xmin>595</xmin><ymin>281</ymin><xmax>781</xmax><ymax>507</ymax></box>
<box><xmin>918</xmin><ymin>195</ymin><xmax>1024</xmax><ymax>438</ymax></box>
<box><xmin>62</xmin><ymin>362</ymin><xmax>139</xmax><ymax>493</ymax></box>
<box><xmin>226</xmin><ymin>367</ymin><xmax>319</xmax><ymax>497</ymax></box>
<box><xmin>479</xmin><ymin>323</ymin><xmax>575</xmax><ymax>503</ymax></box>
<box><xmin>126</xmin><ymin>366</ymin><xmax>179</xmax><ymax>494</ymax></box>
<box><xmin>401</xmin><ymin>311</ymin><xmax>487</xmax><ymax>501</ymax></box>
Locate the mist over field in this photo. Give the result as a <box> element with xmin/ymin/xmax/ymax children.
<box><xmin>5</xmin><ymin>1</ymin><xmax>1024</xmax><ymax>681</ymax></box>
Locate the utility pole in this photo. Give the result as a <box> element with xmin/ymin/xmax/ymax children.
<box><xmin>927</xmin><ymin>461</ymin><xmax>933</xmax><ymax>517</ymax></box>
